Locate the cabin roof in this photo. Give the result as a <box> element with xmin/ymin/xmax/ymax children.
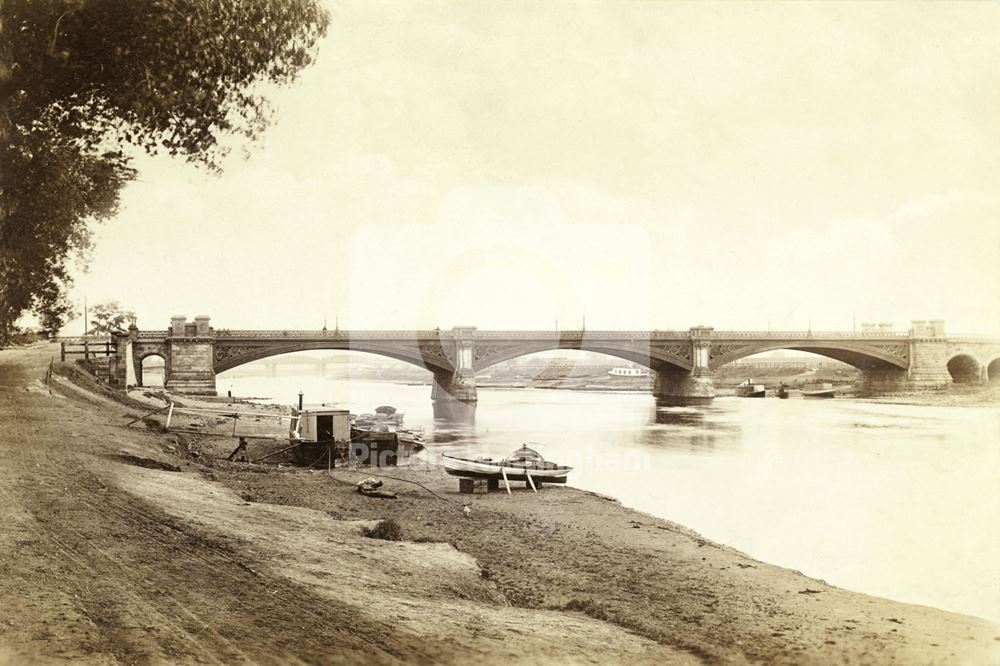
<box><xmin>295</xmin><ymin>406</ymin><xmax>350</xmax><ymax>416</ymax></box>
<box><xmin>505</xmin><ymin>444</ymin><xmax>545</xmax><ymax>462</ymax></box>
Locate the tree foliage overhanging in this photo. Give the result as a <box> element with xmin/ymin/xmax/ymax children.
<box><xmin>0</xmin><ymin>0</ymin><xmax>329</xmax><ymax>340</ymax></box>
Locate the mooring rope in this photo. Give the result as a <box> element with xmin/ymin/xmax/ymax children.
<box><xmin>323</xmin><ymin>445</ymin><xmax>456</xmax><ymax>503</ymax></box>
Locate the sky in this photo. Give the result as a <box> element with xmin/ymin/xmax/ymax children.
<box><xmin>61</xmin><ymin>1</ymin><xmax>1000</xmax><ymax>335</ymax></box>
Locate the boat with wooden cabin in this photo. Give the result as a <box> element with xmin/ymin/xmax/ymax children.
<box><xmin>289</xmin><ymin>405</ymin><xmax>407</xmax><ymax>467</ymax></box>
<box><xmin>289</xmin><ymin>406</ymin><xmax>351</xmax><ymax>465</ymax></box>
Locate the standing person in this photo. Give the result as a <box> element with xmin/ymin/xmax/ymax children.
<box><xmin>227</xmin><ymin>437</ymin><xmax>250</xmax><ymax>462</ymax></box>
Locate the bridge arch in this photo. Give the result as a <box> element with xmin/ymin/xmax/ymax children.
<box><xmin>988</xmin><ymin>358</ymin><xmax>1000</xmax><ymax>384</ymax></box>
<box><xmin>947</xmin><ymin>354</ymin><xmax>981</xmax><ymax>384</ymax></box>
<box><xmin>213</xmin><ymin>342</ymin><xmax>452</xmax><ymax>375</ymax></box>
<box><xmin>708</xmin><ymin>341</ymin><xmax>909</xmax><ymax>372</ymax></box>
<box><xmin>476</xmin><ymin>347</ymin><xmax>654</xmax><ymax>377</ymax></box>
<box><xmin>475</xmin><ymin>342</ymin><xmax>692</xmax><ymax>373</ymax></box>
<box><xmin>137</xmin><ymin>353</ymin><xmax>166</xmax><ymax>388</ymax></box>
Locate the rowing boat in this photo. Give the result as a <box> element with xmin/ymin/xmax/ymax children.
<box><xmin>443</xmin><ymin>444</ymin><xmax>571</xmax><ymax>483</ymax></box>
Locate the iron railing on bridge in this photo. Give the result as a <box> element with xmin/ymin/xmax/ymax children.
<box><xmin>130</xmin><ymin>328</ymin><xmax>1000</xmax><ymax>343</ymax></box>
<box><xmin>709</xmin><ymin>330</ymin><xmax>910</xmax><ymax>339</ymax></box>
<box><xmin>213</xmin><ymin>329</ymin><xmax>445</xmax><ymax>338</ymax></box>
<box><xmin>214</xmin><ymin>329</ymin><xmax>911</xmax><ymax>339</ymax></box>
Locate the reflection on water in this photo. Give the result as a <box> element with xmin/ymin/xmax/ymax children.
<box><xmin>642</xmin><ymin>405</ymin><xmax>743</xmax><ymax>452</ymax></box>
<box><xmin>431</xmin><ymin>399</ymin><xmax>477</xmax><ymax>425</ymax></box>
<box><xmin>221</xmin><ymin>373</ymin><xmax>1000</xmax><ymax>623</ymax></box>
<box><xmin>654</xmin><ymin>406</ymin><xmax>707</xmax><ymax>426</ymax></box>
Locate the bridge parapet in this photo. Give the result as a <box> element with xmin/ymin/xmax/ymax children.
<box><xmin>711</xmin><ymin>331</ymin><xmax>910</xmax><ymax>339</ymax></box>
<box><xmin>214</xmin><ymin>329</ymin><xmax>448</xmax><ymax>338</ymax></box>
<box><xmin>926</xmin><ymin>334</ymin><xmax>1000</xmax><ymax>343</ymax></box>
<box><xmin>472</xmin><ymin>330</ymin><xmax>691</xmax><ymax>339</ymax></box>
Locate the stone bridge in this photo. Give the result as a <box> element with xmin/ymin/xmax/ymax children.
<box><xmin>108</xmin><ymin>316</ymin><xmax>1000</xmax><ymax>405</ymax></box>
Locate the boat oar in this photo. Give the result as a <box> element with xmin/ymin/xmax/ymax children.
<box><xmin>500</xmin><ymin>467</ymin><xmax>511</xmax><ymax>495</ymax></box>
<box><xmin>250</xmin><ymin>441</ymin><xmax>303</xmax><ymax>463</ymax></box>
<box><xmin>525</xmin><ymin>469</ymin><xmax>537</xmax><ymax>493</ymax></box>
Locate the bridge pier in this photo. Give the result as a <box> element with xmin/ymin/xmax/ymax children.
<box><xmin>652</xmin><ymin>327</ymin><xmax>715</xmax><ymax>405</ymax></box>
<box><xmin>653</xmin><ymin>369</ymin><xmax>714</xmax><ymax>406</ymax></box>
<box><xmin>858</xmin><ymin>367</ymin><xmax>911</xmax><ymax>395</ymax></box>
<box><xmin>431</xmin><ymin>370</ymin><xmax>478</xmax><ymax>402</ymax></box>
<box><xmin>907</xmin><ymin>327</ymin><xmax>955</xmax><ymax>387</ymax></box>
<box><xmin>163</xmin><ymin>316</ymin><xmax>217</xmax><ymax>395</ymax></box>
<box><xmin>432</xmin><ymin>395</ymin><xmax>477</xmax><ymax>423</ymax></box>
<box><xmin>430</xmin><ymin>326</ymin><xmax>478</xmax><ymax>404</ymax></box>
<box><xmin>107</xmin><ymin>330</ymin><xmax>131</xmax><ymax>389</ymax></box>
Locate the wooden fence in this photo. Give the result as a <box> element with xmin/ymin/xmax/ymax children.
<box><xmin>60</xmin><ymin>338</ymin><xmax>116</xmax><ymax>362</ymax></box>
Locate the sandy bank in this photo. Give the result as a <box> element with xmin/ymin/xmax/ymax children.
<box><xmin>1</xmin><ymin>342</ymin><xmax>998</xmax><ymax>664</ymax></box>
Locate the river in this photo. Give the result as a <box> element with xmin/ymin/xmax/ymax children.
<box><xmin>218</xmin><ymin>371</ymin><xmax>1000</xmax><ymax>623</ymax></box>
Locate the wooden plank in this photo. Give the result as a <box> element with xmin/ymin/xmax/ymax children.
<box><xmin>251</xmin><ymin>441</ymin><xmax>303</xmax><ymax>463</ymax></box>
<box><xmin>501</xmin><ymin>467</ymin><xmax>511</xmax><ymax>495</ymax></box>
<box><xmin>164</xmin><ymin>430</ymin><xmax>285</xmax><ymax>441</ymax></box>
<box><xmin>525</xmin><ymin>470</ymin><xmax>537</xmax><ymax>493</ymax></box>
<box><xmin>168</xmin><ymin>406</ymin><xmax>296</xmax><ymax>420</ymax></box>
<box><xmin>123</xmin><ymin>404</ymin><xmax>169</xmax><ymax>427</ymax></box>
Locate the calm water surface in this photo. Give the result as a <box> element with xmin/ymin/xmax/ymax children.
<box><xmin>221</xmin><ymin>373</ymin><xmax>1000</xmax><ymax>622</ymax></box>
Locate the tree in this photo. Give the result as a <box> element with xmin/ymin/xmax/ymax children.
<box><xmin>88</xmin><ymin>300</ymin><xmax>134</xmax><ymax>335</ymax></box>
<box><xmin>0</xmin><ymin>0</ymin><xmax>329</xmax><ymax>342</ymax></box>
<box><xmin>33</xmin><ymin>278</ymin><xmax>77</xmax><ymax>335</ymax></box>
<box><xmin>1</xmin><ymin>129</ymin><xmax>135</xmax><ymax>341</ymax></box>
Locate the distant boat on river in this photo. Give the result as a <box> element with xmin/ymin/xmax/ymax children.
<box><xmin>801</xmin><ymin>382</ymin><xmax>836</xmax><ymax>398</ymax></box>
<box><xmin>735</xmin><ymin>379</ymin><xmax>766</xmax><ymax>398</ymax></box>
<box><xmin>608</xmin><ymin>365</ymin><xmax>649</xmax><ymax>378</ymax></box>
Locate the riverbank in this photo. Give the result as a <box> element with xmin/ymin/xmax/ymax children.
<box><xmin>430</xmin><ymin>377</ymin><xmax>1000</xmax><ymax>406</ymax></box>
<box><xmin>2</xmin><ymin>342</ymin><xmax>998</xmax><ymax>664</ymax></box>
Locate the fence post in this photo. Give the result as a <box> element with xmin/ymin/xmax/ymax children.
<box><xmin>84</xmin><ymin>339</ymin><xmax>89</xmax><ymax>360</ymax></box>
<box><xmin>60</xmin><ymin>342</ymin><xmax>66</xmax><ymax>362</ymax></box>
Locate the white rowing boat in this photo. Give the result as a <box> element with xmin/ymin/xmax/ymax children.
<box><xmin>443</xmin><ymin>444</ymin><xmax>572</xmax><ymax>483</ymax></box>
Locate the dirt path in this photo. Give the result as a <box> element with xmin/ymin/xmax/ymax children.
<box><xmin>0</xmin><ymin>344</ymin><xmax>689</xmax><ymax>664</ymax></box>
<box><xmin>1</xmin><ymin>343</ymin><xmax>997</xmax><ymax>664</ymax></box>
